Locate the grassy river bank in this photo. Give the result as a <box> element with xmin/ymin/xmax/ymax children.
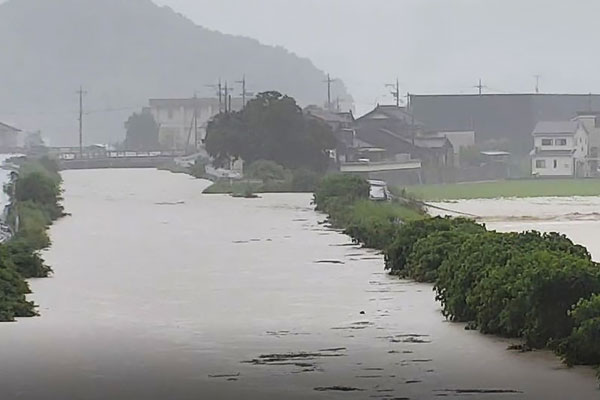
<box><xmin>0</xmin><ymin>157</ymin><xmax>64</xmax><ymax>321</ymax></box>
<box><xmin>405</xmin><ymin>178</ymin><xmax>600</xmax><ymax>201</ymax></box>
<box><xmin>315</xmin><ymin>174</ymin><xmax>600</xmax><ymax>375</ymax></box>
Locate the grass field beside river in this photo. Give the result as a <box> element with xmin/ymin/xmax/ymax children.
<box><xmin>404</xmin><ymin>179</ymin><xmax>600</xmax><ymax>201</ymax></box>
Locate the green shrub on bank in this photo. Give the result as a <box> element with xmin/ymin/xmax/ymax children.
<box><xmin>0</xmin><ymin>157</ymin><xmax>63</xmax><ymax>321</ymax></box>
<box><xmin>315</xmin><ymin>172</ymin><xmax>600</xmax><ymax>368</ymax></box>
<box><xmin>435</xmin><ymin>231</ymin><xmax>591</xmax><ymax>324</ymax></box>
<box><xmin>313</xmin><ymin>174</ymin><xmax>370</xmax><ymax>212</ymax></box>
<box><xmin>0</xmin><ymin>263</ymin><xmax>36</xmax><ymax>321</ymax></box>
<box><xmin>385</xmin><ymin>217</ymin><xmax>483</xmax><ymax>276</ymax></box>
<box><xmin>344</xmin><ymin>200</ymin><xmax>422</xmax><ymax>249</ymax></box>
<box><xmin>405</xmin><ymin>229</ymin><xmax>482</xmax><ymax>282</ymax></box>
<box><xmin>558</xmin><ymin>295</ymin><xmax>600</xmax><ymax>366</ymax></box>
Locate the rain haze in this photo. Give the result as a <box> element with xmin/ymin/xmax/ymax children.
<box><xmin>2</xmin><ymin>1</ymin><xmax>600</xmax><ymax>399</ymax></box>
<box><xmin>153</xmin><ymin>0</ymin><xmax>600</xmax><ymax>111</ymax></box>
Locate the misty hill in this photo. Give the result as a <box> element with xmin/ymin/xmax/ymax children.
<box><xmin>0</xmin><ymin>0</ymin><xmax>349</xmax><ymax>145</ymax></box>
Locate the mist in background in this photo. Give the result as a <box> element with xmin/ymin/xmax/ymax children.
<box><xmin>155</xmin><ymin>0</ymin><xmax>600</xmax><ymax>112</ymax></box>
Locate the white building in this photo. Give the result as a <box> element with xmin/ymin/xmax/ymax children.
<box><xmin>148</xmin><ymin>98</ymin><xmax>243</xmax><ymax>150</ymax></box>
<box><xmin>530</xmin><ymin>121</ymin><xmax>589</xmax><ymax>177</ymax></box>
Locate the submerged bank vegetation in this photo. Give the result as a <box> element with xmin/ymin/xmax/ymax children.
<box><xmin>314</xmin><ymin>174</ymin><xmax>600</xmax><ymax>370</ymax></box>
<box><xmin>0</xmin><ymin>157</ymin><xmax>64</xmax><ymax>321</ymax></box>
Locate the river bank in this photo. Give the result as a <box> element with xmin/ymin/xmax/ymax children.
<box><xmin>405</xmin><ymin>178</ymin><xmax>600</xmax><ymax>201</ymax></box>
<box><xmin>0</xmin><ymin>156</ymin><xmax>64</xmax><ymax>321</ymax></box>
<box><xmin>315</xmin><ymin>175</ymin><xmax>600</xmax><ymax>373</ymax></box>
<box><xmin>0</xmin><ymin>169</ymin><xmax>598</xmax><ymax>399</ymax></box>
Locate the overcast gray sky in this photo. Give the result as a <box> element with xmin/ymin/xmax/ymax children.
<box><xmin>151</xmin><ymin>0</ymin><xmax>600</xmax><ymax>114</ymax></box>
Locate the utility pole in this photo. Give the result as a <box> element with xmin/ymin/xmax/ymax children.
<box><xmin>218</xmin><ymin>79</ymin><xmax>223</xmax><ymax>112</ymax></box>
<box><xmin>474</xmin><ymin>78</ymin><xmax>487</xmax><ymax>95</ymax></box>
<box><xmin>324</xmin><ymin>74</ymin><xmax>335</xmax><ymax>111</ymax></box>
<box><xmin>223</xmin><ymin>81</ymin><xmax>229</xmax><ymax>113</ymax></box>
<box><xmin>386</xmin><ymin>78</ymin><xmax>401</xmax><ymax>107</ymax></box>
<box><xmin>534</xmin><ymin>75</ymin><xmax>541</xmax><ymax>94</ymax></box>
<box><xmin>193</xmin><ymin>92</ymin><xmax>198</xmax><ymax>150</ymax></box>
<box><xmin>236</xmin><ymin>75</ymin><xmax>249</xmax><ymax>107</ymax></box>
<box><xmin>77</xmin><ymin>86</ymin><xmax>86</xmax><ymax>157</ymax></box>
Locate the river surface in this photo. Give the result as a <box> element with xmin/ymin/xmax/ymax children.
<box><xmin>0</xmin><ymin>170</ymin><xmax>598</xmax><ymax>400</ymax></box>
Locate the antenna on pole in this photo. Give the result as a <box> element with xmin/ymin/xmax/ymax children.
<box><xmin>534</xmin><ymin>74</ymin><xmax>541</xmax><ymax>94</ymax></box>
<box><xmin>474</xmin><ymin>78</ymin><xmax>487</xmax><ymax>95</ymax></box>
<box><xmin>385</xmin><ymin>78</ymin><xmax>401</xmax><ymax>107</ymax></box>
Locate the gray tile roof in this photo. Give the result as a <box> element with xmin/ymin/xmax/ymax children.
<box><xmin>532</xmin><ymin>121</ymin><xmax>578</xmax><ymax>135</ymax></box>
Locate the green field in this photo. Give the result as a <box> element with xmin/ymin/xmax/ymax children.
<box><xmin>403</xmin><ymin>179</ymin><xmax>600</xmax><ymax>201</ymax></box>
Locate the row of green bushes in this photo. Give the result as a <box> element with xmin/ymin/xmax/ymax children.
<box><xmin>0</xmin><ymin>157</ymin><xmax>64</xmax><ymax>321</ymax></box>
<box><xmin>314</xmin><ymin>174</ymin><xmax>424</xmax><ymax>249</ymax></box>
<box><xmin>314</xmin><ymin>174</ymin><xmax>600</xmax><ymax>369</ymax></box>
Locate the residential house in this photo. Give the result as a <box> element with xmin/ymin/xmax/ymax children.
<box><xmin>530</xmin><ymin>121</ymin><xmax>589</xmax><ymax>177</ymax></box>
<box><xmin>354</xmin><ymin>105</ymin><xmax>454</xmax><ymax>173</ymax></box>
<box><xmin>436</xmin><ymin>131</ymin><xmax>476</xmax><ymax>167</ymax></box>
<box><xmin>304</xmin><ymin>106</ymin><xmax>355</xmax><ymax>163</ymax></box>
<box><xmin>574</xmin><ymin>112</ymin><xmax>600</xmax><ymax>175</ymax></box>
<box><xmin>0</xmin><ymin>122</ymin><xmax>21</xmax><ymax>148</ymax></box>
<box><xmin>410</xmin><ymin>93</ymin><xmax>600</xmax><ymax>154</ymax></box>
<box><xmin>149</xmin><ymin>97</ymin><xmax>243</xmax><ymax>151</ymax></box>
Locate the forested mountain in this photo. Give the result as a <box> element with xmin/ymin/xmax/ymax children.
<box><xmin>0</xmin><ymin>0</ymin><xmax>349</xmax><ymax>145</ymax></box>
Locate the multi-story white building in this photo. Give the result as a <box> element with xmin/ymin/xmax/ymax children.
<box><xmin>530</xmin><ymin>121</ymin><xmax>589</xmax><ymax>177</ymax></box>
<box><xmin>148</xmin><ymin>98</ymin><xmax>243</xmax><ymax>151</ymax></box>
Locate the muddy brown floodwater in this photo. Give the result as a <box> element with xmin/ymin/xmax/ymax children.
<box><xmin>0</xmin><ymin>170</ymin><xmax>598</xmax><ymax>400</ymax></box>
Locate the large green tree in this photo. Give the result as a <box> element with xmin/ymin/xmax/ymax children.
<box><xmin>205</xmin><ymin>91</ymin><xmax>336</xmax><ymax>172</ymax></box>
<box><xmin>124</xmin><ymin>112</ymin><xmax>160</xmax><ymax>151</ymax></box>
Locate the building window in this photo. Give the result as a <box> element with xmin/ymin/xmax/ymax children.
<box><xmin>541</xmin><ymin>139</ymin><xmax>553</xmax><ymax>146</ymax></box>
<box><xmin>536</xmin><ymin>160</ymin><xmax>546</xmax><ymax>168</ymax></box>
<box><xmin>556</xmin><ymin>138</ymin><xmax>567</xmax><ymax>146</ymax></box>
<box><xmin>553</xmin><ymin>159</ymin><xmax>558</xmax><ymax>168</ymax></box>
<box><xmin>167</xmin><ymin>108</ymin><xmax>174</xmax><ymax>119</ymax></box>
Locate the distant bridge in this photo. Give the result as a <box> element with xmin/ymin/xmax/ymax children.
<box><xmin>50</xmin><ymin>148</ymin><xmax>187</xmax><ymax>170</ymax></box>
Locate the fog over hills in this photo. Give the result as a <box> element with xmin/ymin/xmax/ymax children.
<box><xmin>0</xmin><ymin>0</ymin><xmax>349</xmax><ymax>145</ymax></box>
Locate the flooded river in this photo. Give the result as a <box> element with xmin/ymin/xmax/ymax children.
<box><xmin>0</xmin><ymin>169</ymin><xmax>598</xmax><ymax>399</ymax></box>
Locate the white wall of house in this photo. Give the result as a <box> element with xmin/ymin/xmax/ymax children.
<box><xmin>150</xmin><ymin>103</ymin><xmax>220</xmax><ymax>150</ymax></box>
<box><xmin>532</xmin><ymin>156</ymin><xmax>574</xmax><ymax>176</ymax></box>
<box><xmin>531</xmin><ymin>123</ymin><xmax>589</xmax><ymax>177</ymax></box>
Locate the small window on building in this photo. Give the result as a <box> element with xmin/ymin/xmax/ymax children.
<box><xmin>565</xmin><ymin>163</ymin><xmax>570</xmax><ymax>168</ymax></box>
<box><xmin>536</xmin><ymin>160</ymin><xmax>546</xmax><ymax>168</ymax></box>
<box><xmin>556</xmin><ymin>138</ymin><xmax>567</xmax><ymax>146</ymax></box>
<box><xmin>595</xmin><ymin>117</ymin><xmax>600</xmax><ymax>128</ymax></box>
<box><xmin>553</xmin><ymin>159</ymin><xmax>558</xmax><ymax>168</ymax></box>
<box><xmin>167</xmin><ymin>108</ymin><xmax>174</xmax><ymax>119</ymax></box>
<box><xmin>541</xmin><ymin>139</ymin><xmax>553</xmax><ymax>146</ymax></box>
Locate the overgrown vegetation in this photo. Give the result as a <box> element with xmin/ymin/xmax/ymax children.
<box><xmin>315</xmin><ymin>173</ymin><xmax>600</xmax><ymax>371</ymax></box>
<box><xmin>314</xmin><ymin>174</ymin><xmax>423</xmax><ymax>249</ymax></box>
<box><xmin>203</xmin><ymin>160</ymin><xmax>322</xmax><ymax>194</ymax></box>
<box><xmin>0</xmin><ymin>157</ymin><xmax>64</xmax><ymax>321</ymax></box>
<box><xmin>404</xmin><ymin>179</ymin><xmax>600</xmax><ymax>201</ymax></box>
